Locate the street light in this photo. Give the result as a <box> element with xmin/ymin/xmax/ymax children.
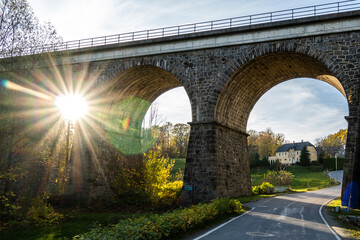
<box><xmin>335</xmin><ymin>153</ymin><xmax>338</xmax><ymax>171</ymax></box>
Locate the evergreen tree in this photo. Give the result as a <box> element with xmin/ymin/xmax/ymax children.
<box><xmin>300</xmin><ymin>146</ymin><xmax>310</xmax><ymax>166</ymax></box>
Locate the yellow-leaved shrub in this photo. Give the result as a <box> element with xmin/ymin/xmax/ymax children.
<box><xmin>111</xmin><ymin>148</ymin><xmax>183</xmax><ymax>208</ymax></box>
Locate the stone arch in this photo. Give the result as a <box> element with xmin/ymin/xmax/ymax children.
<box><xmin>96</xmin><ymin>65</ymin><xmax>184</xmax><ymax>155</ymax></box>
<box><xmin>180</xmin><ymin>51</ymin><xmax>350</xmax><ymax>204</ymax></box>
<box><xmin>69</xmin><ymin>64</ymin><xmax>191</xmax><ymax>204</ymax></box>
<box><xmin>215</xmin><ymin>51</ymin><xmax>347</xmax><ymax>133</ymax></box>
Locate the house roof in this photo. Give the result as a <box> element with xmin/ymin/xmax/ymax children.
<box><xmin>275</xmin><ymin>141</ymin><xmax>314</xmax><ymax>153</ymax></box>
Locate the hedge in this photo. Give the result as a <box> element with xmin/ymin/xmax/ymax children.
<box><xmin>73</xmin><ymin>198</ymin><xmax>244</xmax><ymax>240</ymax></box>
<box><xmin>323</xmin><ymin>157</ymin><xmax>344</xmax><ymax>171</ymax></box>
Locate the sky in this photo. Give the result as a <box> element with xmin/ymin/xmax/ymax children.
<box><xmin>27</xmin><ymin>0</ymin><xmax>349</xmax><ymax>143</ymax></box>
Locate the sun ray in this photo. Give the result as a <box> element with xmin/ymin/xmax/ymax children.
<box><xmin>1</xmin><ymin>79</ymin><xmax>53</xmax><ymax>101</ymax></box>
<box><xmin>47</xmin><ymin>55</ymin><xmax>70</xmax><ymax>95</ymax></box>
<box><xmin>79</xmin><ymin>113</ymin><xmax>108</xmax><ymax>140</ymax></box>
<box><xmin>0</xmin><ymin>107</ymin><xmax>59</xmax><ymax>120</ymax></box>
<box><xmin>76</xmin><ymin>122</ymin><xmax>111</xmax><ymax>190</ymax></box>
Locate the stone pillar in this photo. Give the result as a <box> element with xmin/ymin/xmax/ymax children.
<box><xmin>342</xmin><ymin>115</ymin><xmax>360</xmax><ymax>208</ymax></box>
<box><xmin>62</xmin><ymin>124</ymin><xmax>114</xmax><ymax>207</ymax></box>
<box><xmin>342</xmin><ymin>87</ymin><xmax>360</xmax><ymax>209</ymax></box>
<box><xmin>181</xmin><ymin>122</ymin><xmax>251</xmax><ymax>205</ymax></box>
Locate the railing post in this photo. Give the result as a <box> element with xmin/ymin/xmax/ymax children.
<box><xmin>6</xmin><ymin>0</ymin><xmax>360</xmax><ymax>57</ymax></box>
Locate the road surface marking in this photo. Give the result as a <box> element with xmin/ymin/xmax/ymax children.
<box><xmin>319</xmin><ymin>196</ymin><xmax>341</xmax><ymax>240</ymax></box>
<box><xmin>193</xmin><ymin>207</ymin><xmax>255</xmax><ymax>240</ymax></box>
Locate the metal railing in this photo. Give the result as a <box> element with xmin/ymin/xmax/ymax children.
<box><xmin>21</xmin><ymin>0</ymin><xmax>360</xmax><ymax>55</ymax></box>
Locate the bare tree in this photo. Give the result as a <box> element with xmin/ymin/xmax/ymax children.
<box><xmin>147</xmin><ymin>102</ymin><xmax>164</xmax><ymax>128</ymax></box>
<box><xmin>0</xmin><ymin>0</ymin><xmax>62</xmax><ymax>58</ymax></box>
<box><xmin>0</xmin><ymin>0</ymin><xmax>62</xmax><ymax>195</ymax></box>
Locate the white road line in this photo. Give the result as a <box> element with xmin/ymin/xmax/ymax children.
<box><xmin>193</xmin><ymin>207</ymin><xmax>255</xmax><ymax>240</ymax></box>
<box><xmin>319</xmin><ymin>170</ymin><xmax>342</xmax><ymax>240</ymax></box>
<box><xmin>319</xmin><ymin>196</ymin><xmax>341</xmax><ymax>240</ymax></box>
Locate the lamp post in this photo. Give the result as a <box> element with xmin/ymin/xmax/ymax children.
<box><xmin>335</xmin><ymin>153</ymin><xmax>338</xmax><ymax>171</ymax></box>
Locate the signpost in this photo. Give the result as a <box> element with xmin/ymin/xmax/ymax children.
<box><xmin>184</xmin><ymin>185</ymin><xmax>194</xmax><ymax>203</ymax></box>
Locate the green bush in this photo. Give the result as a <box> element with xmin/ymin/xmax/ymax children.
<box><xmin>26</xmin><ymin>194</ymin><xmax>63</xmax><ymax>227</ymax></box>
<box><xmin>74</xmin><ymin>198</ymin><xmax>244</xmax><ymax>240</ymax></box>
<box><xmin>252</xmin><ymin>182</ymin><xmax>274</xmax><ymax>195</ymax></box>
<box><xmin>261</xmin><ymin>170</ymin><xmax>293</xmax><ymax>186</ymax></box>
<box><xmin>0</xmin><ymin>191</ymin><xmax>63</xmax><ymax>229</ymax></box>
<box><xmin>0</xmin><ymin>191</ymin><xmax>22</xmax><ymax>228</ymax></box>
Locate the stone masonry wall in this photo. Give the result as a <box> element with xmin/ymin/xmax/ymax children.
<box><xmin>1</xmin><ymin>25</ymin><xmax>360</xmax><ymax>206</ymax></box>
<box><xmin>65</xmin><ymin>31</ymin><xmax>360</xmax><ymax>204</ymax></box>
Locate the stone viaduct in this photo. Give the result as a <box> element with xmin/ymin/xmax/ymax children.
<box><xmin>1</xmin><ymin>8</ymin><xmax>360</xmax><ymax>206</ymax></box>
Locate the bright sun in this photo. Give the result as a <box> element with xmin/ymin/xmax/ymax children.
<box><xmin>55</xmin><ymin>94</ymin><xmax>88</xmax><ymax>121</ymax></box>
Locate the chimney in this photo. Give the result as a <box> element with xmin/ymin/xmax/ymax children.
<box><xmin>301</xmin><ymin>139</ymin><xmax>303</xmax><ymax>142</ymax></box>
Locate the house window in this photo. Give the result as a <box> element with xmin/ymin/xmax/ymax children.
<box><xmin>297</xmin><ymin>152</ymin><xmax>299</xmax><ymax>155</ymax></box>
<box><xmin>285</xmin><ymin>153</ymin><xmax>287</xmax><ymax>156</ymax></box>
<box><xmin>291</xmin><ymin>152</ymin><xmax>293</xmax><ymax>155</ymax></box>
<box><xmin>312</xmin><ymin>152</ymin><xmax>314</xmax><ymax>156</ymax></box>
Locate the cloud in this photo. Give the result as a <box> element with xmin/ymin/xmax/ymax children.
<box><xmin>143</xmin><ymin>87</ymin><xmax>192</xmax><ymax>127</ymax></box>
<box><xmin>248</xmin><ymin>78</ymin><xmax>348</xmax><ymax>143</ymax></box>
<box><xmin>28</xmin><ymin>0</ymin><xmax>339</xmax><ymax>40</ymax></box>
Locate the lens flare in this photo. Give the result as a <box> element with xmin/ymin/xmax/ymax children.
<box><xmin>1</xmin><ymin>79</ymin><xmax>53</xmax><ymax>101</ymax></box>
<box><xmin>55</xmin><ymin>94</ymin><xmax>88</xmax><ymax>121</ymax></box>
<box><xmin>122</xmin><ymin>117</ymin><xmax>130</xmax><ymax>130</ymax></box>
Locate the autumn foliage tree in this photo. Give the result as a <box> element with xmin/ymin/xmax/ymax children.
<box><xmin>316</xmin><ymin>129</ymin><xmax>347</xmax><ymax>157</ymax></box>
<box><xmin>148</xmin><ymin>122</ymin><xmax>190</xmax><ymax>159</ymax></box>
<box><xmin>247</xmin><ymin>128</ymin><xmax>285</xmax><ymax>167</ymax></box>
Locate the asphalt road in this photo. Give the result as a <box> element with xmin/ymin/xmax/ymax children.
<box><xmin>189</xmin><ymin>171</ymin><xmax>343</xmax><ymax>240</ymax></box>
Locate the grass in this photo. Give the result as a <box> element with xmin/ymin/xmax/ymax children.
<box><xmin>1</xmin><ymin>161</ymin><xmax>337</xmax><ymax>239</ymax></box>
<box><xmin>251</xmin><ymin>165</ymin><xmax>338</xmax><ymax>191</ymax></box>
<box><xmin>1</xmin><ymin>211</ymin><xmax>149</xmax><ymax>240</ymax></box>
<box><xmin>327</xmin><ymin>197</ymin><xmax>360</xmax><ymax>239</ymax></box>
<box><xmin>171</xmin><ymin>158</ymin><xmax>186</xmax><ymax>175</ymax></box>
